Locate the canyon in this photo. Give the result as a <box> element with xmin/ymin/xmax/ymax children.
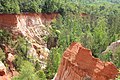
<box><xmin>0</xmin><ymin>13</ymin><xmax>119</xmax><ymax>80</ymax></box>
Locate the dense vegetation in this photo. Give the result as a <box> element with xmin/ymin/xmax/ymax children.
<box><xmin>0</xmin><ymin>0</ymin><xmax>120</xmax><ymax>14</ymax></box>
<box><xmin>0</xmin><ymin>0</ymin><xmax>120</xmax><ymax>80</ymax></box>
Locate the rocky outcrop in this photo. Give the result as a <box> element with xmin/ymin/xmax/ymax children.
<box><xmin>54</xmin><ymin>42</ymin><xmax>118</xmax><ymax>80</ymax></box>
<box><xmin>0</xmin><ymin>61</ymin><xmax>6</xmax><ymax>76</ymax></box>
<box><xmin>27</xmin><ymin>43</ymin><xmax>50</xmax><ymax>69</ymax></box>
<box><xmin>0</xmin><ymin>61</ymin><xmax>10</xmax><ymax>80</ymax></box>
<box><xmin>2</xmin><ymin>44</ymin><xmax>16</xmax><ymax>76</ymax></box>
<box><xmin>102</xmin><ymin>40</ymin><xmax>120</xmax><ymax>54</ymax></box>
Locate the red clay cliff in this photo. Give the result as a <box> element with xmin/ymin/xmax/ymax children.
<box><xmin>0</xmin><ymin>13</ymin><xmax>58</xmax><ymax>27</ymax></box>
<box><xmin>0</xmin><ymin>13</ymin><xmax>58</xmax><ymax>36</ymax></box>
<box><xmin>55</xmin><ymin>42</ymin><xmax>118</xmax><ymax>80</ymax></box>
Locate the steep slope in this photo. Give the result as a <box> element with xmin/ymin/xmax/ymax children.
<box><xmin>0</xmin><ymin>13</ymin><xmax>58</xmax><ymax>72</ymax></box>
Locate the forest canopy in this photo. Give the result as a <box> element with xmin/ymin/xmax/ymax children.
<box><xmin>0</xmin><ymin>0</ymin><xmax>120</xmax><ymax>14</ymax></box>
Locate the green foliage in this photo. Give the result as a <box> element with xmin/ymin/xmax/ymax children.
<box><xmin>45</xmin><ymin>47</ymin><xmax>61</xmax><ymax>79</ymax></box>
<box><xmin>15</xmin><ymin>36</ymin><xmax>28</xmax><ymax>58</ymax></box>
<box><xmin>13</xmin><ymin>56</ymin><xmax>24</xmax><ymax>71</ymax></box>
<box><xmin>0</xmin><ymin>29</ymin><xmax>29</xmax><ymax>71</ymax></box>
<box><xmin>0</xmin><ymin>29</ymin><xmax>47</xmax><ymax>80</ymax></box>
<box><xmin>48</xmin><ymin>2</ymin><xmax>120</xmax><ymax>75</ymax></box>
<box><xmin>0</xmin><ymin>0</ymin><xmax>20</xmax><ymax>14</ymax></box>
<box><xmin>58</xmin><ymin>2</ymin><xmax>79</xmax><ymax>16</ymax></box>
<box><xmin>1</xmin><ymin>0</ymin><xmax>120</xmax><ymax>79</ymax></box>
<box><xmin>100</xmin><ymin>46</ymin><xmax>120</xmax><ymax>68</ymax></box>
<box><xmin>12</xmin><ymin>36</ymin><xmax>30</xmax><ymax>71</ymax></box>
<box><xmin>20</xmin><ymin>0</ymin><xmax>41</xmax><ymax>13</ymax></box>
<box><xmin>113</xmin><ymin>47</ymin><xmax>120</xmax><ymax>67</ymax></box>
<box><xmin>0</xmin><ymin>0</ymin><xmax>80</xmax><ymax>14</ymax></box>
<box><xmin>42</xmin><ymin>0</ymin><xmax>60</xmax><ymax>13</ymax></box>
<box><xmin>0</xmin><ymin>0</ymin><xmax>120</xmax><ymax>14</ymax></box>
<box><xmin>80</xmin><ymin>31</ymin><xmax>94</xmax><ymax>50</ymax></box>
<box><xmin>35</xmin><ymin>70</ymin><xmax>46</xmax><ymax>80</ymax></box>
<box><xmin>92</xmin><ymin>17</ymin><xmax>109</xmax><ymax>55</ymax></box>
<box><xmin>0</xmin><ymin>48</ymin><xmax>5</xmax><ymax>62</ymax></box>
<box><xmin>0</xmin><ymin>29</ymin><xmax>12</xmax><ymax>44</ymax></box>
<box><xmin>100</xmin><ymin>50</ymin><xmax>120</xmax><ymax>80</ymax></box>
<box><xmin>12</xmin><ymin>61</ymin><xmax>47</xmax><ymax>80</ymax></box>
<box><xmin>12</xmin><ymin>61</ymin><xmax>39</xmax><ymax>80</ymax></box>
<box><xmin>99</xmin><ymin>52</ymin><xmax>113</xmax><ymax>62</ymax></box>
<box><xmin>35</xmin><ymin>60</ymin><xmax>42</xmax><ymax>71</ymax></box>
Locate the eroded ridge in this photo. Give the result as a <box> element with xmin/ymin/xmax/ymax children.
<box><xmin>55</xmin><ymin>42</ymin><xmax>118</xmax><ymax>80</ymax></box>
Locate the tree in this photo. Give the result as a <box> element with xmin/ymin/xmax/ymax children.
<box><xmin>92</xmin><ymin>17</ymin><xmax>109</xmax><ymax>54</ymax></box>
<box><xmin>20</xmin><ymin>0</ymin><xmax>41</xmax><ymax>13</ymax></box>
<box><xmin>12</xmin><ymin>61</ymin><xmax>46</xmax><ymax>80</ymax></box>
<box><xmin>42</xmin><ymin>0</ymin><xmax>59</xmax><ymax>13</ymax></box>
<box><xmin>0</xmin><ymin>0</ymin><xmax>20</xmax><ymax>14</ymax></box>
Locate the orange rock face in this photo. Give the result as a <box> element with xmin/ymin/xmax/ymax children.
<box><xmin>55</xmin><ymin>42</ymin><xmax>118</xmax><ymax>80</ymax></box>
<box><xmin>0</xmin><ymin>13</ymin><xmax>58</xmax><ymax>27</ymax></box>
<box><xmin>0</xmin><ymin>13</ymin><xmax>59</xmax><ymax>37</ymax></box>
